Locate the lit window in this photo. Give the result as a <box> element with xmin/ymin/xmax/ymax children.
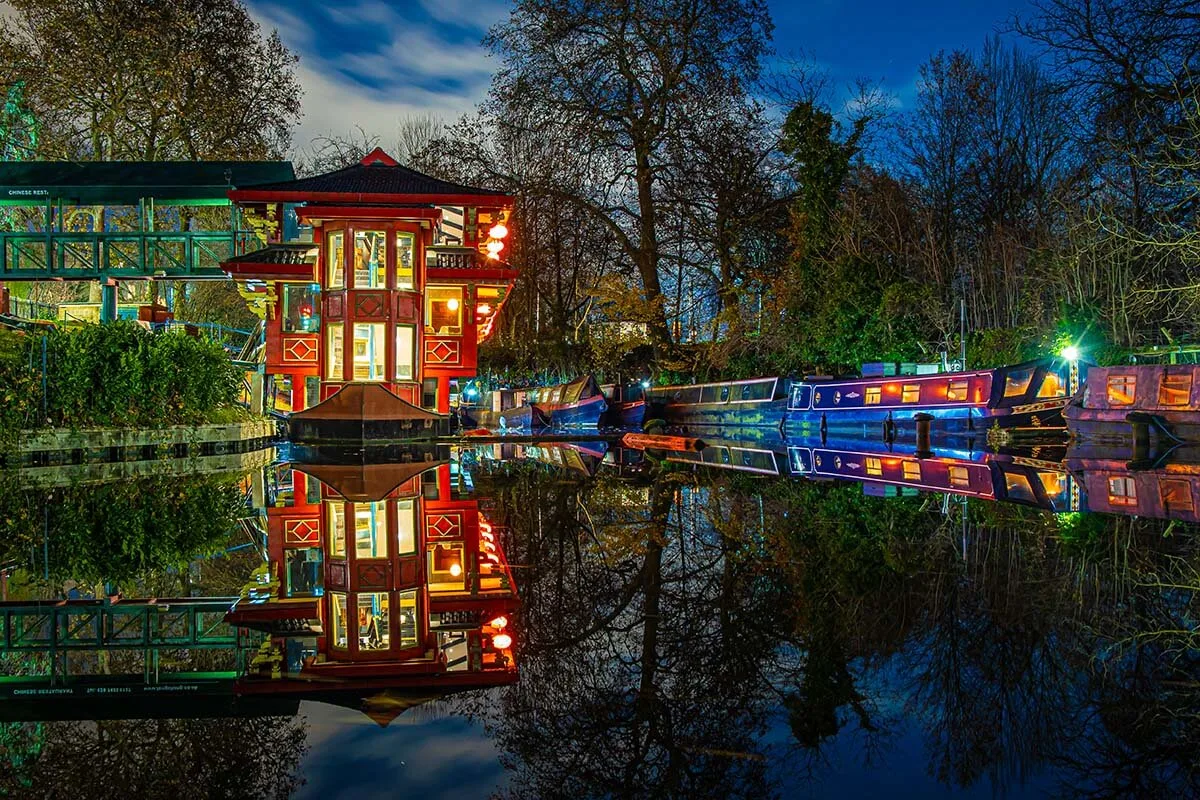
<box><xmin>327</xmin><ymin>231</ymin><xmax>345</xmax><ymax>288</ymax></box>
<box><xmin>1106</xmin><ymin>375</ymin><xmax>1137</xmax><ymax>405</ymax></box>
<box><xmin>948</xmin><ymin>466</ymin><xmax>970</xmax><ymax>488</ymax></box>
<box><xmin>397</xmin><ymin>589</ymin><xmax>419</xmax><ymax>649</ymax></box>
<box><xmin>1038</xmin><ymin>471</ymin><xmax>1067</xmax><ymax>502</ymax></box>
<box><xmin>395</xmin><ymin>325</ymin><xmax>416</xmax><ymax>381</ymax></box>
<box><xmin>352</xmin><ymin>323</ymin><xmax>385</xmax><ymax>381</ymax></box>
<box><xmin>865</xmin><ymin>386</ymin><xmax>882</xmax><ymax>405</ymax></box>
<box><xmin>396</xmin><ymin>233</ymin><xmax>415</xmax><ymax>290</ymax></box>
<box><xmin>325</xmin><ymin>322</ymin><xmax>343</xmax><ymax>380</ymax></box>
<box><xmin>947</xmin><ymin>380</ymin><xmax>968</xmax><ymax>402</ymax></box>
<box><xmin>1108</xmin><ymin>476</ymin><xmax>1137</xmax><ymax>506</ymax></box>
<box><xmin>902</xmin><ymin>461</ymin><xmax>921</xmax><ymax>481</ymax></box>
<box><xmin>281</xmin><ymin>284</ymin><xmax>320</xmax><ymax>333</ymax></box>
<box><xmin>902</xmin><ymin>384</ymin><xmax>920</xmax><ymax>403</ymax></box>
<box><xmin>354</xmin><ymin>503</ymin><xmax>388</xmax><ymax>558</ymax></box>
<box><xmin>328</xmin><ymin>503</ymin><xmax>346</xmax><ymax>557</ymax></box>
<box><xmin>1160</xmin><ymin>479</ymin><xmax>1194</xmax><ymax>513</ymax></box>
<box><xmin>330</xmin><ymin>592</ymin><xmax>348</xmax><ymax>649</ymax></box>
<box><xmin>353</xmin><ymin>229</ymin><xmax>387</xmax><ymax>288</ymax></box>
<box><xmin>866</xmin><ymin>457</ymin><xmax>883</xmax><ymax>476</ymax></box>
<box><xmin>1004</xmin><ymin>473</ymin><xmax>1037</xmax><ymax>503</ymax></box>
<box><xmin>1037</xmin><ymin>372</ymin><xmax>1065</xmax><ymax>398</ymax></box>
<box><xmin>396</xmin><ymin>500</ymin><xmax>417</xmax><ymax>555</ymax></box>
<box><xmin>357</xmin><ymin>593</ymin><xmax>390</xmax><ymax>650</ymax></box>
<box><xmin>1159</xmin><ymin>372</ymin><xmax>1193</xmax><ymax>406</ymax></box>
<box><xmin>1004</xmin><ymin>369</ymin><xmax>1034</xmax><ymax>398</ymax></box>
<box><xmin>425</xmin><ymin>286</ymin><xmax>463</xmax><ymax>335</ymax></box>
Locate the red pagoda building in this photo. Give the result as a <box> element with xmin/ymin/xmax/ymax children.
<box><xmin>222</xmin><ymin>149</ymin><xmax>516</xmax><ymax>438</ymax></box>
<box><xmin>230</xmin><ymin>454</ymin><xmax>519</xmax><ymax>704</ymax></box>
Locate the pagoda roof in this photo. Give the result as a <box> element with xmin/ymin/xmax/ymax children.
<box><xmin>229</xmin><ymin>148</ymin><xmax>512</xmax><ymax>206</ymax></box>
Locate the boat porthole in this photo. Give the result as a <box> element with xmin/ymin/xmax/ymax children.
<box><xmin>815</xmin><ymin>392</ymin><xmax>823</xmax><ymax>404</ymax></box>
<box><xmin>834</xmin><ymin>456</ymin><xmax>842</xmax><ymax>469</ymax></box>
<box><xmin>815</xmin><ymin>455</ymin><xmax>822</xmax><ymax>467</ymax></box>
<box><xmin>834</xmin><ymin>391</ymin><xmax>841</xmax><ymax>404</ymax></box>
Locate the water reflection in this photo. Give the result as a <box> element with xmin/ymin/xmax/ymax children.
<box><xmin>0</xmin><ymin>436</ymin><xmax>1195</xmax><ymax>797</ymax></box>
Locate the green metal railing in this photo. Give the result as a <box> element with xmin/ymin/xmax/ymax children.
<box><xmin>0</xmin><ymin>230</ymin><xmax>260</xmax><ymax>279</ymax></box>
<box><xmin>0</xmin><ymin>597</ymin><xmax>243</xmax><ymax>651</ymax></box>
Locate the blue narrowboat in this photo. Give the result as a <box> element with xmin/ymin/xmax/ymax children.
<box><xmin>498</xmin><ymin>375</ymin><xmax>608</xmax><ymax>430</ymax></box>
<box><xmin>786</xmin><ymin>357</ymin><xmax>1080</xmax><ymax>440</ymax></box>
<box><xmin>600</xmin><ymin>383</ymin><xmax>648</xmax><ymax>429</ymax></box>
<box><xmin>644</xmin><ymin>376</ymin><xmax>789</xmax><ymax>428</ymax></box>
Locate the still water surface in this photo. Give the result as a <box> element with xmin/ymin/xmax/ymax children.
<box><xmin>0</xmin><ymin>438</ymin><xmax>1196</xmax><ymax>798</ymax></box>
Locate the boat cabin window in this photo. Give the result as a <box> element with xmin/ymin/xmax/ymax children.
<box><xmin>326</xmin><ymin>231</ymin><xmax>345</xmax><ymax>289</ymax></box>
<box><xmin>866</xmin><ymin>457</ymin><xmax>883</xmax><ymax>476</ymax></box>
<box><xmin>1106</xmin><ymin>375</ymin><xmax>1137</xmax><ymax>405</ymax></box>
<box><xmin>699</xmin><ymin>385</ymin><xmax>719</xmax><ymax>403</ymax></box>
<box><xmin>1003</xmin><ymin>368</ymin><xmax>1034</xmax><ymax>398</ymax></box>
<box><xmin>329</xmin><ymin>503</ymin><xmax>347</xmax><ymax>557</ymax></box>
<box><xmin>947</xmin><ymin>380</ymin><xmax>968</xmax><ymax>402</ymax></box>
<box><xmin>719</xmin><ymin>385</ymin><xmax>731</xmax><ymax>403</ymax></box>
<box><xmin>1037</xmin><ymin>371</ymin><xmax>1066</xmax><ymax>398</ymax></box>
<box><xmin>1160</xmin><ymin>479</ymin><xmax>1194</xmax><ymax>513</ymax></box>
<box><xmin>331</xmin><ymin>592</ymin><xmax>349</xmax><ymax>649</ymax></box>
<box><xmin>902</xmin><ymin>461</ymin><xmax>921</xmax><ymax>481</ymax></box>
<box><xmin>1108</xmin><ymin>476</ymin><xmax>1137</xmax><ymax>506</ymax></box>
<box><xmin>902</xmin><ymin>384</ymin><xmax>920</xmax><ymax>403</ymax></box>
<box><xmin>1038</xmin><ymin>472</ymin><xmax>1069</xmax><ymax>506</ymax></box>
<box><xmin>865</xmin><ymin>386</ymin><xmax>882</xmax><ymax>405</ymax></box>
<box><xmin>548</xmin><ymin>387</ymin><xmax>562</xmax><ymax>403</ymax></box>
<box><xmin>948</xmin><ymin>466</ymin><xmax>971</xmax><ymax>488</ymax></box>
<box><xmin>1004</xmin><ymin>473</ymin><xmax>1038</xmax><ymax>503</ymax></box>
<box><xmin>1159</xmin><ymin>372</ymin><xmax>1193</xmax><ymax>406</ymax></box>
<box><xmin>743</xmin><ymin>381</ymin><xmax>775</xmax><ymax>401</ymax></box>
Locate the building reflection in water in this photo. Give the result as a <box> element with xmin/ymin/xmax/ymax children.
<box><xmin>230</xmin><ymin>452</ymin><xmax>518</xmax><ymax>719</ymax></box>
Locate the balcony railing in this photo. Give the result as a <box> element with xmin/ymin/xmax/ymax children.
<box><xmin>0</xmin><ymin>230</ymin><xmax>261</xmax><ymax>279</ymax></box>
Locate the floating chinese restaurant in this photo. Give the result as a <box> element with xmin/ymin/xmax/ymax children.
<box><xmin>221</xmin><ymin>148</ymin><xmax>517</xmax><ymax>442</ymax></box>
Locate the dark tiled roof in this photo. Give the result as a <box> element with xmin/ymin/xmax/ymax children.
<box><xmin>231</xmin><ymin>243</ymin><xmax>317</xmax><ymax>265</ymax></box>
<box><xmin>242</xmin><ymin>148</ymin><xmax>508</xmax><ymax>199</ymax></box>
<box><xmin>0</xmin><ymin>161</ymin><xmax>294</xmax><ymax>205</ymax></box>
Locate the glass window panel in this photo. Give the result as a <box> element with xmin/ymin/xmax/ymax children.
<box><xmin>1004</xmin><ymin>369</ymin><xmax>1034</xmax><ymax>398</ymax></box>
<box><xmin>285</xmin><ymin>548</ymin><xmax>323</xmax><ymax>597</ymax></box>
<box><xmin>396</xmin><ymin>233</ymin><xmax>415</xmax><ymax>290</ymax></box>
<box><xmin>1106</xmin><ymin>375</ymin><xmax>1136</xmax><ymax>405</ymax></box>
<box><xmin>1159</xmin><ymin>373</ymin><xmax>1193</xmax><ymax>406</ymax></box>
<box><xmin>700</xmin><ymin>385</ymin><xmax>720</xmax><ymax>403</ymax></box>
<box><xmin>352</xmin><ymin>323</ymin><xmax>385</xmax><ymax>381</ymax></box>
<box><xmin>1108</xmin><ymin>476</ymin><xmax>1137</xmax><ymax>506</ymax></box>
<box><xmin>353</xmin><ymin>230</ymin><xmax>387</xmax><ymax>288</ymax></box>
<box><xmin>281</xmin><ymin>283</ymin><xmax>320</xmax><ymax>333</ymax></box>
<box><xmin>948</xmin><ymin>466</ymin><xmax>970</xmax><ymax>488</ymax></box>
<box><xmin>325</xmin><ymin>322</ymin><xmax>343</xmax><ymax>380</ymax></box>
<box><xmin>425</xmin><ymin>286</ymin><xmax>463</xmax><ymax>335</ymax></box>
<box><xmin>396</xmin><ymin>589</ymin><xmax>418</xmax><ymax>649</ymax></box>
<box><xmin>865</xmin><ymin>457</ymin><xmax>883</xmax><ymax>476</ymax></box>
<box><xmin>396</xmin><ymin>500</ymin><xmax>417</xmax><ymax>554</ymax></box>
<box><xmin>865</xmin><ymin>386</ymin><xmax>882</xmax><ymax>405</ymax></box>
<box><xmin>1037</xmin><ymin>371</ymin><xmax>1066</xmax><ymax>398</ymax></box>
<box><xmin>357</xmin><ymin>593</ymin><xmax>390</xmax><ymax>650</ymax></box>
<box><xmin>947</xmin><ymin>380</ymin><xmax>968</xmax><ymax>402</ymax></box>
<box><xmin>330</xmin><ymin>592</ymin><xmax>348</xmax><ymax>649</ymax></box>
<box><xmin>902</xmin><ymin>461</ymin><xmax>921</xmax><ymax>481</ymax></box>
<box><xmin>326</xmin><ymin>231</ymin><xmax>345</xmax><ymax>288</ymax></box>
<box><xmin>354</xmin><ymin>503</ymin><xmax>388</xmax><ymax>558</ymax></box>
<box><xmin>901</xmin><ymin>384</ymin><xmax>920</xmax><ymax>403</ymax></box>
<box><xmin>328</xmin><ymin>503</ymin><xmax>346</xmax><ymax>557</ymax></box>
<box><xmin>1004</xmin><ymin>473</ymin><xmax>1037</xmax><ymax>503</ymax></box>
<box><xmin>1160</xmin><ymin>479</ymin><xmax>1194</xmax><ymax>513</ymax></box>
<box><xmin>395</xmin><ymin>325</ymin><xmax>416</xmax><ymax>381</ymax></box>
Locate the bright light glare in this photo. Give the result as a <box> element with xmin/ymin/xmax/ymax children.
<box><xmin>492</xmin><ymin>633</ymin><xmax>513</xmax><ymax>649</ymax></box>
<box><xmin>1060</xmin><ymin>345</ymin><xmax>1080</xmax><ymax>361</ymax></box>
<box><xmin>641</xmin><ymin>380</ymin><xmax>651</xmax><ymax>389</ymax></box>
<box><xmin>449</xmin><ymin>563</ymin><xmax>462</xmax><ymax>577</ymax></box>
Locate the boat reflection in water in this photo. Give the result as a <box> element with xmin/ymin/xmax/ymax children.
<box><xmin>229</xmin><ymin>453</ymin><xmax>520</xmax><ymax>716</ymax></box>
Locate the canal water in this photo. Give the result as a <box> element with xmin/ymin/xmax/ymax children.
<box><xmin>0</xmin><ymin>438</ymin><xmax>1197</xmax><ymax>798</ymax></box>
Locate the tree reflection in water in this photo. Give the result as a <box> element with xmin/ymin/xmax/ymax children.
<box><xmin>457</xmin><ymin>463</ymin><xmax>1200</xmax><ymax>798</ymax></box>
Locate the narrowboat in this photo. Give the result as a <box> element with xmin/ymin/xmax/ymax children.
<box><xmin>498</xmin><ymin>375</ymin><xmax>608</xmax><ymax>430</ymax></box>
<box><xmin>1065</xmin><ymin>365</ymin><xmax>1200</xmax><ymax>445</ymax></box>
<box><xmin>786</xmin><ymin>357</ymin><xmax>1080</xmax><ymax>440</ymax></box>
<box><xmin>646</xmin><ymin>432</ymin><xmax>789</xmax><ymax>477</ymax></box>
<box><xmin>600</xmin><ymin>383</ymin><xmax>648</xmax><ymax>429</ymax></box>
<box><xmin>786</xmin><ymin>434</ymin><xmax>1077</xmax><ymax>512</ymax></box>
<box><xmin>644</xmin><ymin>376</ymin><xmax>789</xmax><ymax>428</ymax></box>
<box><xmin>1065</xmin><ymin>450</ymin><xmax>1200</xmax><ymax>523</ymax></box>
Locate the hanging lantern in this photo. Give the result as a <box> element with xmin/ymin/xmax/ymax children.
<box><xmin>486</xmin><ymin>240</ymin><xmax>504</xmax><ymax>255</ymax></box>
<box><xmin>488</xmin><ymin>223</ymin><xmax>509</xmax><ymax>239</ymax></box>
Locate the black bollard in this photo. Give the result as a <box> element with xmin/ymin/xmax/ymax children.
<box><xmin>914</xmin><ymin>412</ymin><xmax>934</xmax><ymax>459</ymax></box>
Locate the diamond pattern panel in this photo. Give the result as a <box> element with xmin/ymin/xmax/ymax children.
<box><xmin>426</xmin><ymin>512</ymin><xmax>462</xmax><ymax>540</ymax></box>
<box><xmin>282</xmin><ymin>336</ymin><xmax>318</xmax><ymax>363</ymax></box>
<box><xmin>424</xmin><ymin>338</ymin><xmax>460</xmax><ymax>365</ymax></box>
<box><xmin>284</xmin><ymin>518</ymin><xmax>319</xmax><ymax>544</ymax></box>
<box><xmin>354</xmin><ymin>293</ymin><xmax>386</xmax><ymax>318</ymax></box>
<box><xmin>357</xmin><ymin>563</ymin><xmax>388</xmax><ymax>589</ymax></box>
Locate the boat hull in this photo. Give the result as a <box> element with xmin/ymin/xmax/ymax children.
<box><xmin>541</xmin><ymin>394</ymin><xmax>607</xmax><ymax>429</ymax></box>
<box><xmin>498</xmin><ymin>404</ymin><xmax>550</xmax><ymax>431</ymax></box>
<box><xmin>618</xmin><ymin>400</ymin><xmax>647</xmax><ymax>429</ymax></box>
<box><xmin>651</xmin><ymin>398</ymin><xmax>788</xmax><ymax>428</ymax></box>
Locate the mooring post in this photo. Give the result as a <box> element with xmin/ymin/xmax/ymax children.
<box><xmin>915</xmin><ymin>412</ymin><xmax>934</xmax><ymax>459</ymax></box>
<box><xmin>100</xmin><ymin>280</ymin><xmax>117</xmax><ymax>323</ymax></box>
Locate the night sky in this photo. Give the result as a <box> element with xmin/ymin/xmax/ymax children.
<box><xmin>245</xmin><ymin>0</ymin><xmax>1035</xmax><ymax>155</ymax></box>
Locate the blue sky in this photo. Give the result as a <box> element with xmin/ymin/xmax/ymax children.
<box><xmin>246</xmin><ymin>0</ymin><xmax>1035</xmax><ymax>156</ymax></box>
